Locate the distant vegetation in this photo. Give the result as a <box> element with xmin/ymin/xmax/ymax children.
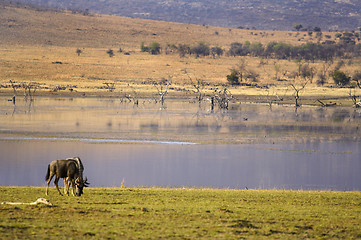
<box><xmin>228</xmin><ymin>40</ymin><xmax>361</xmax><ymax>61</ymax></box>
<box><xmin>141</xmin><ymin>31</ymin><xmax>361</xmax><ymax>62</ymax></box>
<box><xmin>141</xmin><ymin>42</ymin><xmax>161</xmax><ymax>55</ymax></box>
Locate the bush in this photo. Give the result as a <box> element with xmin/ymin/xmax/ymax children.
<box><xmin>228</xmin><ymin>42</ymin><xmax>244</xmax><ymax>56</ymax></box>
<box><xmin>191</xmin><ymin>42</ymin><xmax>210</xmax><ymax>57</ymax></box>
<box><xmin>76</xmin><ymin>48</ymin><xmax>82</xmax><ymax>56</ymax></box>
<box><xmin>140</xmin><ymin>42</ymin><xmax>149</xmax><ymax>52</ymax></box>
<box><xmin>141</xmin><ymin>42</ymin><xmax>161</xmax><ymax>55</ymax></box>
<box><xmin>352</xmin><ymin>72</ymin><xmax>361</xmax><ymax>88</ymax></box>
<box><xmin>106</xmin><ymin>49</ymin><xmax>114</xmax><ymax>57</ymax></box>
<box><xmin>331</xmin><ymin>70</ymin><xmax>351</xmax><ymax>86</ymax></box>
<box><xmin>150</xmin><ymin>42</ymin><xmax>161</xmax><ymax>55</ymax></box>
<box><xmin>178</xmin><ymin>44</ymin><xmax>190</xmax><ymax>57</ymax></box>
<box><xmin>226</xmin><ymin>70</ymin><xmax>240</xmax><ymax>85</ymax></box>
<box><xmin>210</xmin><ymin>46</ymin><xmax>223</xmax><ymax>57</ymax></box>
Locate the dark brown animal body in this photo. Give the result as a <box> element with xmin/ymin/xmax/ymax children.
<box><xmin>45</xmin><ymin>157</ymin><xmax>88</xmax><ymax>196</ymax></box>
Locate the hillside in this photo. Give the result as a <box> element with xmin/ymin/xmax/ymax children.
<box><xmin>8</xmin><ymin>0</ymin><xmax>361</xmax><ymax>31</ymax></box>
<box><xmin>0</xmin><ymin>3</ymin><xmax>360</xmax><ymax>105</ymax></box>
<box><xmin>0</xmin><ymin>1</ymin><xmax>322</xmax><ymax>49</ymax></box>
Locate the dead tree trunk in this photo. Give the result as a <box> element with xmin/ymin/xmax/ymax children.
<box><xmin>349</xmin><ymin>89</ymin><xmax>361</xmax><ymax>108</ymax></box>
<box><xmin>153</xmin><ymin>79</ymin><xmax>171</xmax><ymax>106</ymax></box>
<box><xmin>290</xmin><ymin>82</ymin><xmax>308</xmax><ymax>107</ymax></box>
<box><xmin>23</xmin><ymin>82</ymin><xmax>39</xmax><ymax>101</ymax></box>
<box><xmin>186</xmin><ymin>73</ymin><xmax>205</xmax><ymax>104</ymax></box>
<box><xmin>212</xmin><ymin>88</ymin><xmax>232</xmax><ymax>110</ymax></box>
<box><xmin>9</xmin><ymin>80</ymin><xmax>19</xmax><ymax>105</ymax></box>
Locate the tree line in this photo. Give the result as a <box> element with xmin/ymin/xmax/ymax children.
<box><xmin>228</xmin><ymin>41</ymin><xmax>361</xmax><ymax>62</ymax></box>
<box><xmin>140</xmin><ymin>37</ymin><xmax>360</xmax><ymax>62</ymax></box>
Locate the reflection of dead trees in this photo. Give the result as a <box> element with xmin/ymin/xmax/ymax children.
<box><xmin>23</xmin><ymin>82</ymin><xmax>39</xmax><ymax>101</ymax></box>
<box><xmin>263</xmin><ymin>86</ymin><xmax>284</xmax><ymax>109</ymax></box>
<box><xmin>290</xmin><ymin>82</ymin><xmax>308</xmax><ymax>107</ymax></box>
<box><xmin>9</xmin><ymin>80</ymin><xmax>20</xmax><ymax>104</ymax></box>
<box><xmin>120</xmin><ymin>84</ymin><xmax>139</xmax><ymax>106</ymax></box>
<box><xmin>153</xmin><ymin>78</ymin><xmax>171</xmax><ymax>105</ymax></box>
<box><xmin>9</xmin><ymin>80</ymin><xmax>40</xmax><ymax>104</ymax></box>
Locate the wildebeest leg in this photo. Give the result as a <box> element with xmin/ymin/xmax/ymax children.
<box><xmin>64</xmin><ymin>178</ymin><xmax>69</xmax><ymax>195</ymax></box>
<box><xmin>70</xmin><ymin>180</ymin><xmax>76</xmax><ymax>196</ymax></box>
<box><xmin>45</xmin><ymin>172</ymin><xmax>55</xmax><ymax>196</ymax></box>
<box><xmin>54</xmin><ymin>177</ymin><xmax>63</xmax><ymax>196</ymax></box>
<box><xmin>66</xmin><ymin>178</ymin><xmax>73</xmax><ymax>195</ymax></box>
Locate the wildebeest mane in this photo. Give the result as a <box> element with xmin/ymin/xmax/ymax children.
<box><xmin>67</xmin><ymin>157</ymin><xmax>84</xmax><ymax>179</ymax></box>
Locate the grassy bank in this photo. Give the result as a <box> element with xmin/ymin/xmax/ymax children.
<box><xmin>1</xmin><ymin>187</ymin><xmax>360</xmax><ymax>239</ymax></box>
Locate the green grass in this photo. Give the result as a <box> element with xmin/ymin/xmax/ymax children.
<box><xmin>1</xmin><ymin>187</ymin><xmax>361</xmax><ymax>239</ymax></box>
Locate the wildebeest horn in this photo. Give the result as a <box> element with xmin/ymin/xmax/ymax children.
<box><xmin>83</xmin><ymin>177</ymin><xmax>90</xmax><ymax>187</ymax></box>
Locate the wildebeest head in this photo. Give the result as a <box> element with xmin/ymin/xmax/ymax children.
<box><xmin>75</xmin><ymin>177</ymin><xmax>89</xmax><ymax>196</ymax></box>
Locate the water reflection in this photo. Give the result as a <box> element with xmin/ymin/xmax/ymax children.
<box><xmin>1</xmin><ymin>97</ymin><xmax>361</xmax><ymax>144</ymax></box>
<box><xmin>0</xmin><ymin>97</ymin><xmax>360</xmax><ymax>190</ymax></box>
<box><xmin>0</xmin><ymin>141</ymin><xmax>359</xmax><ymax>191</ymax></box>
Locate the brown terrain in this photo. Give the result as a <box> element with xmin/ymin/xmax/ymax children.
<box><xmin>0</xmin><ymin>3</ymin><xmax>360</xmax><ymax>106</ymax></box>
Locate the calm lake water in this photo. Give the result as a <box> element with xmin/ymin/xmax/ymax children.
<box><xmin>0</xmin><ymin>96</ymin><xmax>360</xmax><ymax>190</ymax></box>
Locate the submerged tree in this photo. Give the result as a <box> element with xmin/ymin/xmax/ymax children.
<box><xmin>290</xmin><ymin>82</ymin><xmax>308</xmax><ymax>107</ymax></box>
<box><xmin>22</xmin><ymin>82</ymin><xmax>40</xmax><ymax>101</ymax></box>
<box><xmin>349</xmin><ymin>89</ymin><xmax>361</xmax><ymax>108</ymax></box>
<box><xmin>186</xmin><ymin>72</ymin><xmax>206</xmax><ymax>103</ymax></box>
<box><xmin>153</xmin><ymin>78</ymin><xmax>171</xmax><ymax>105</ymax></box>
<box><xmin>212</xmin><ymin>88</ymin><xmax>232</xmax><ymax>110</ymax></box>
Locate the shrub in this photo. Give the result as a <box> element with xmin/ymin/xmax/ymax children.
<box><xmin>150</xmin><ymin>42</ymin><xmax>161</xmax><ymax>55</ymax></box>
<box><xmin>178</xmin><ymin>44</ymin><xmax>190</xmax><ymax>57</ymax></box>
<box><xmin>106</xmin><ymin>49</ymin><xmax>114</xmax><ymax>57</ymax></box>
<box><xmin>191</xmin><ymin>42</ymin><xmax>210</xmax><ymax>57</ymax></box>
<box><xmin>226</xmin><ymin>70</ymin><xmax>240</xmax><ymax>85</ymax></box>
<box><xmin>293</xmin><ymin>23</ymin><xmax>303</xmax><ymax>31</ymax></box>
<box><xmin>228</xmin><ymin>42</ymin><xmax>244</xmax><ymax>56</ymax></box>
<box><xmin>76</xmin><ymin>48</ymin><xmax>82</xmax><ymax>56</ymax></box>
<box><xmin>331</xmin><ymin>70</ymin><xmax>351</xmax><ymax>86</ymax></box>
<box><xmin>140</xmin><ymin>42</ymin><xmax>149</xmax><ymax>52</ymax></box>
<box><xmin>141</xmin><ymin>42</ymin><xmax>161</xmax><ymax>55</ymax></box>
<box><xmin>210</xmin><ymin>46</ymin><xmax>223</xmax><ymax>57</ymax></box>
<box><xmin>352</xmin><ymin>72</ymin><xmax>361</xmax><ymax>88</ymax></box>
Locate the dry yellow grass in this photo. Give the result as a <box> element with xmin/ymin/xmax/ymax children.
<box><xmin>0</xmin><ymin>4</ymin><xmax>360</xmax><ymax>104</ymax></box>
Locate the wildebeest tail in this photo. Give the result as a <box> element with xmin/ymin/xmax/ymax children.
<box><xmin>45</xmin><ymin>164</ymin><xmax>50</xmax><ymax>181</ymax></box>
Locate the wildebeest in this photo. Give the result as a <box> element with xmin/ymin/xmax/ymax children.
<box><xmin>45</xmin><ymin>157</ymin><xmax>89</xmax><ymax>196</ymax></box>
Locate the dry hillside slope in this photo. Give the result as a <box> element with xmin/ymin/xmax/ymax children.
<box><xmin>0</xmin><ymin>4</ymin><xmax>317</xmax><ymax>48</ymax></box>
<box><xmin>0</xmin><ymin>4</ymin><xmax>360</xmax><ymax>105</ymax></box>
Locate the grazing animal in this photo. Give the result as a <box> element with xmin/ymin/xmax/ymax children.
<box><xmin>45</xmin><ymin>157</ymin><xmax>89</xmax><ymax>196</ymax></box>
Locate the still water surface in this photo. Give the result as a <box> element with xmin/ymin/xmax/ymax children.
<box><xmin>0</xmin><ymin>97</ymin><xmax>360</xmax><ymax>190</ymax></box>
